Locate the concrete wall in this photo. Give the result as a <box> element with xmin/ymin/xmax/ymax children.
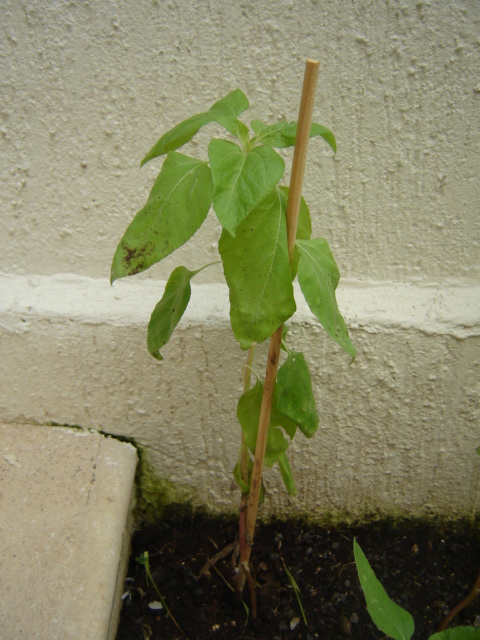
<box><xmin>1</xmin><ymin>0</ymin><xmax>479</xmax><ymax>519</ymax></box>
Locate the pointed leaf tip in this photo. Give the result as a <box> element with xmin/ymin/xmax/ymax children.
<box><xmin>147</xmin><ymin>266</ymin><xmax>198</xmax><ymax>360</ymax></box>
<box><xmin>296</xmin><ymin>238</ymin><xmax>355</xmax><ymax>360</ymax></box>
<box><xmin>354</xmin><ymin>539</ymin><xmax>415</xmax><ymax>640</ymax></box>
<box><xmin>141</xmin><ymin>89</ymin><xmax>250</xmax><ymax>165</ymax></box>
<box><xmin>111</xmin><ymin>152</ymin><xmax>212</xmax><ymax>281</ymax></box>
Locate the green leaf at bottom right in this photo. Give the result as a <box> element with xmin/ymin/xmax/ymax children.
<box><xmin>430</xmin><ymin>629</ymin><xmax>480</xmax><ymax>640</ymax></box>
<box><xmin>354</xmin><ymin>539</ymin><xmax>415</xmax><ymax>640</ymax></box>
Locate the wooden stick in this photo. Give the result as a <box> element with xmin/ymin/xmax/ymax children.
<box><xmin>245</xmin><ymin>324</ymin><xmax>283</xmax><ymax>545</ymax></box>
<box><xmin>287</xmin><ymin>59</ymin><xmax>320</xmax><ymax>260</ymax></box>
<box><xmin>244</xmin><ymin>59</ymin><xmax>321</xmax><ymax>568</ymax></box>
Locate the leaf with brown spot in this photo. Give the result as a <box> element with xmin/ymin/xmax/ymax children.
<box><xmin>111</xmin><ymin>152</ymin><xmax>212</xmax><ymax>283</ymax></box>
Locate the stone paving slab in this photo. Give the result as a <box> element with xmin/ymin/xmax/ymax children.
<box><xmin>0</xmin><ymin>423</ymin><xmax>137</xmax><ymax>640</ymax></box>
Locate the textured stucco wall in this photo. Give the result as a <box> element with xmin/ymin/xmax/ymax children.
<box><xmin>1</xmin><ymin>1</ymin><xmax>479</xmax><ymax>519</ymax></box>
<box><xmin>2</xmin><ymin>0</ymin><xmax>479</xmax><ymax>283</ymax></box>
<box><xmin>1</xmin><ymin>274</ymin><xmax>479</xmax><ymax>518</ymax></box>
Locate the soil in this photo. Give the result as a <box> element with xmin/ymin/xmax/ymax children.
<box><xmin>116</xmin><ymin>515</ymin><xmax>480</xmax><ymax>640</ymax></box>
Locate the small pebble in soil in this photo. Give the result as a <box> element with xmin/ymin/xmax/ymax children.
<box><xmin>290</xmin><ymin>617</ymin><xmax>300</xmax><ymax>630</ymax></box>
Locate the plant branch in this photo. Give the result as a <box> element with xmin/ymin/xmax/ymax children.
<box><xmin>240</xmin><ymin>346</ymin><xmax>256</xmax><ymax>484</ymax></box>
<box><xmin>236</xmin><ymin>346</ymin><xmax>256</xmax><ymax>599</ymax></box>
<box><xmin>438</xmin><ymin>568</ymin><xmax>480</xmax><ymax>632</ymax></box>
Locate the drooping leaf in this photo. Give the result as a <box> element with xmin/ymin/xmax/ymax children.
<box><xmin>237</xmin><ymin>381</ymin><xmax>263</xmax><ymax>454</ymax></box>
<box><xmin>271</xmin><ymin>392</ymin><xmax>298</xmax><ymax>439</ymax></box>
<box><xmin>251</xmin><ymin>120</ymin><xmax>336</xmax><ymax>153</ymax></box>
<box><xmin>236</xmin><ymin>381</ymin><xmax>299</xmax><ymax>494</ymax></box>
<box><xmin>278</xmin><ymin>453</ymin><xmax>297</xmax><ymax>496</ymax></box>
<box><xmin>219</xmin><ymin>189</ymin><xmax>295</xmax><ymax>349</ymax></box>
<box><xmin>111</xmin><ymin>152</ymin><xmax>213</xmax><ymax>282</ymax></box>
<box><xmin>237</xmin><ymin>381</ymin><xmax>290</xmax><ymax>467</ymax></box>
<box><xmin>354</xmin><ymin>539</ymin><xmax>415</xmax><ymax>640</ymax></box>
<box><xmin>266</xmin><ymin>428</ymin><xmax>291</xmax><ymax>467</ymax></box>
<box><xmin>429</xmin><ymin>628</ymin><xmax>480</xmax><ymax>640</ymax></box>
<box><xmin>296</xmin><ymin>238</ymin><xmax>356</xmax><ymax>360</ymax></box>
<box><xmin>141</xmin><ymin>89</ymin><xmax>250</xmax><ymax>165</ymax></box>
<box><xmin>147</xmin><ymin>266</ymin><xmax>197</xmax><ymax>360</ymax></box>
<box><xmin>276</xmin><ymin>352</ymin><xmax>319</xmax><ymax>438</ymax></box>
<box><xmin>208</xmin><ymin>139</ymin><xmax>285</xmax><ymax>236</ymax></box>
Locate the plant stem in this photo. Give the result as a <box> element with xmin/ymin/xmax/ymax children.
<box><xmin>240</xmin><ymin>347</ymin><xmax>255</xmax><ymax>483</ymax></box>
<box><xmin>242</xmin><ymin>59</ymin><xmax>321</xmax><ymax>611</ymax></box>
<box><xmin>236</xmin><ymin>345</ymin><xmax>256</xmax><ymax>599</ymax></box>
<box><xmin>140</xmin><ymin>552</ymin><xmax>188</xmax><ymax>638</ymax></box>
<box><xmin>438</xmin><ymin>568</ymin><xmax>480</xmax><ymax>632</ymax></box>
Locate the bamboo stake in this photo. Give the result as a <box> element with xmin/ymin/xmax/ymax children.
<box><xmin>286</xmin><ymin>59</ymin><xmax>320</xmax><ymax>260</ymax></box>
<box><xmin>244</xmin><ymin>59</ymin><xmax>320</xmax><ymax>569</ymax></box>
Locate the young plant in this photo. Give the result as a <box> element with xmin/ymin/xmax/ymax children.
<box><xmin>112</xmin><ymin>61</ymin><xmax>355</xmax><ymax>609</ymax></box>
<box><xmin>354</xmin><ymin>539</ymin><xmax>480</xmax><ymax>640</ymax></box>
<box><xmin>136</xmin><ymin>551</ymin><xmax>187</xmax><ymax>638</ymax></box>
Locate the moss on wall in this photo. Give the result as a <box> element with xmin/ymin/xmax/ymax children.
<box><xmin>133</xmin><ymin>452</ymin><xmax>199</xmax><ymax>524</ymax></box>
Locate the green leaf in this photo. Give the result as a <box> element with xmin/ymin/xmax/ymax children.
<box><xmin>429</xmin><ymin>629</ymin><xmax>480</xmax><ymax>640</ymax></box>
<box><xmin>266</xmin><ymin>428</ymin><xmax>291</xmax><ymax>467</ymax></box>
<box><xmin>237</xmin><ymin>381</ymin><xmax>263</xmax><ymax>455</ymax></box>
<box><xmin>208</xmin><ymin>139</ymin><xmax>285</xmax><ymax>236</ymax></box>
<box><xmin>251</xmin><ymin>119</ymin><xmax>336</xmax><ymax>153</ymax></box>
<box><xmin>296</xmin><ymin>238</ymin><xmax>356</xmax><ymax>360</ymax></box>
<box><xmin>354</xmin><ymin>539</ymin><xmax>415</xmax><ymax>640</ymax></box>
<box><xmin>293</xmin><ymin>193</ymin><xmax>312</xmax><ymax>242</ymax></box>
<box><xmin>276</xmin><ymin>352</ymin><xmax>319</xmax><ymax>438</ymax></box>
<box><xmin>232</xmin><ymin>460</ymin><xmax>251</xmax><ymax>494</ymax></box>
<box><xmin>233</xmin><ymin>458</ymin><xmax>266</xmax><ymax>504</ymax></box>
<box><xmin>209</xmin><ymin>92</ymin><xmax>250</xmax><ymax>144</ymax></box>
<box><xmin>219</xmin><ymin>189</ymin><xmax>295</xmax><ymax>349</ymax></box>
<box><xmin>237</xmin><ymin>381</ymin><xmax>289</xmax><ymax>467</ymax></box>
<box><xmin>278</xmin><ymin>186</ymin><xmax>311</xmax><ymax>279</ymax></box>
<box><xmin>111</xmin><ymin>152</ymin><xmax>213</xmax><ymax>283</ymax></box>
<box><xmin>278</xmin><ymin>453</ymin><xmax>297</xmax><ymax>496</ymax></box>
<box><xmin>276</xmin><ymin>187</ymin><xmax>311</xmax><ymax>242</ymax></box>
<box><xmin>147</xmin><ymin>266</ymin><xmax>197</xmax><ymax>360</ymax></box>
<box><xmin>283</xmin><ymin>559</ymin><xmax>306</xmax><ymax>624</ymax></box>
<box><xmin>271</xmin><ymin>392</ymin><xmax>298</xmax><ymax>439</ymax></box>
<box><xmin>141</xmin><ymin>89</ymin><xmax>250</xmax><ymax>165</ymax></box>
<box><xmin>236</xmin><ymin>381</ymin><xmax>298</xmax><ymax>494</ymax></box>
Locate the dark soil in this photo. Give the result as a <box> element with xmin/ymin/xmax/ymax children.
<box><xmin>116</xmin><ymin>516</ymin><xmax>480</xmax><ymax>640</ymax></box>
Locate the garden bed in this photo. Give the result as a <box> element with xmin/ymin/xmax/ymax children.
<box><xmin>116</xmin><ymin>515</ymin><xmax>480</xmax><ymax>640</ymax></box>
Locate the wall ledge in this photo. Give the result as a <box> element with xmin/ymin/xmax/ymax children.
<box><xmin>1</xmin><ymin>272</ymin><xmax>479</xmax><ymax>338</ymax></box>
